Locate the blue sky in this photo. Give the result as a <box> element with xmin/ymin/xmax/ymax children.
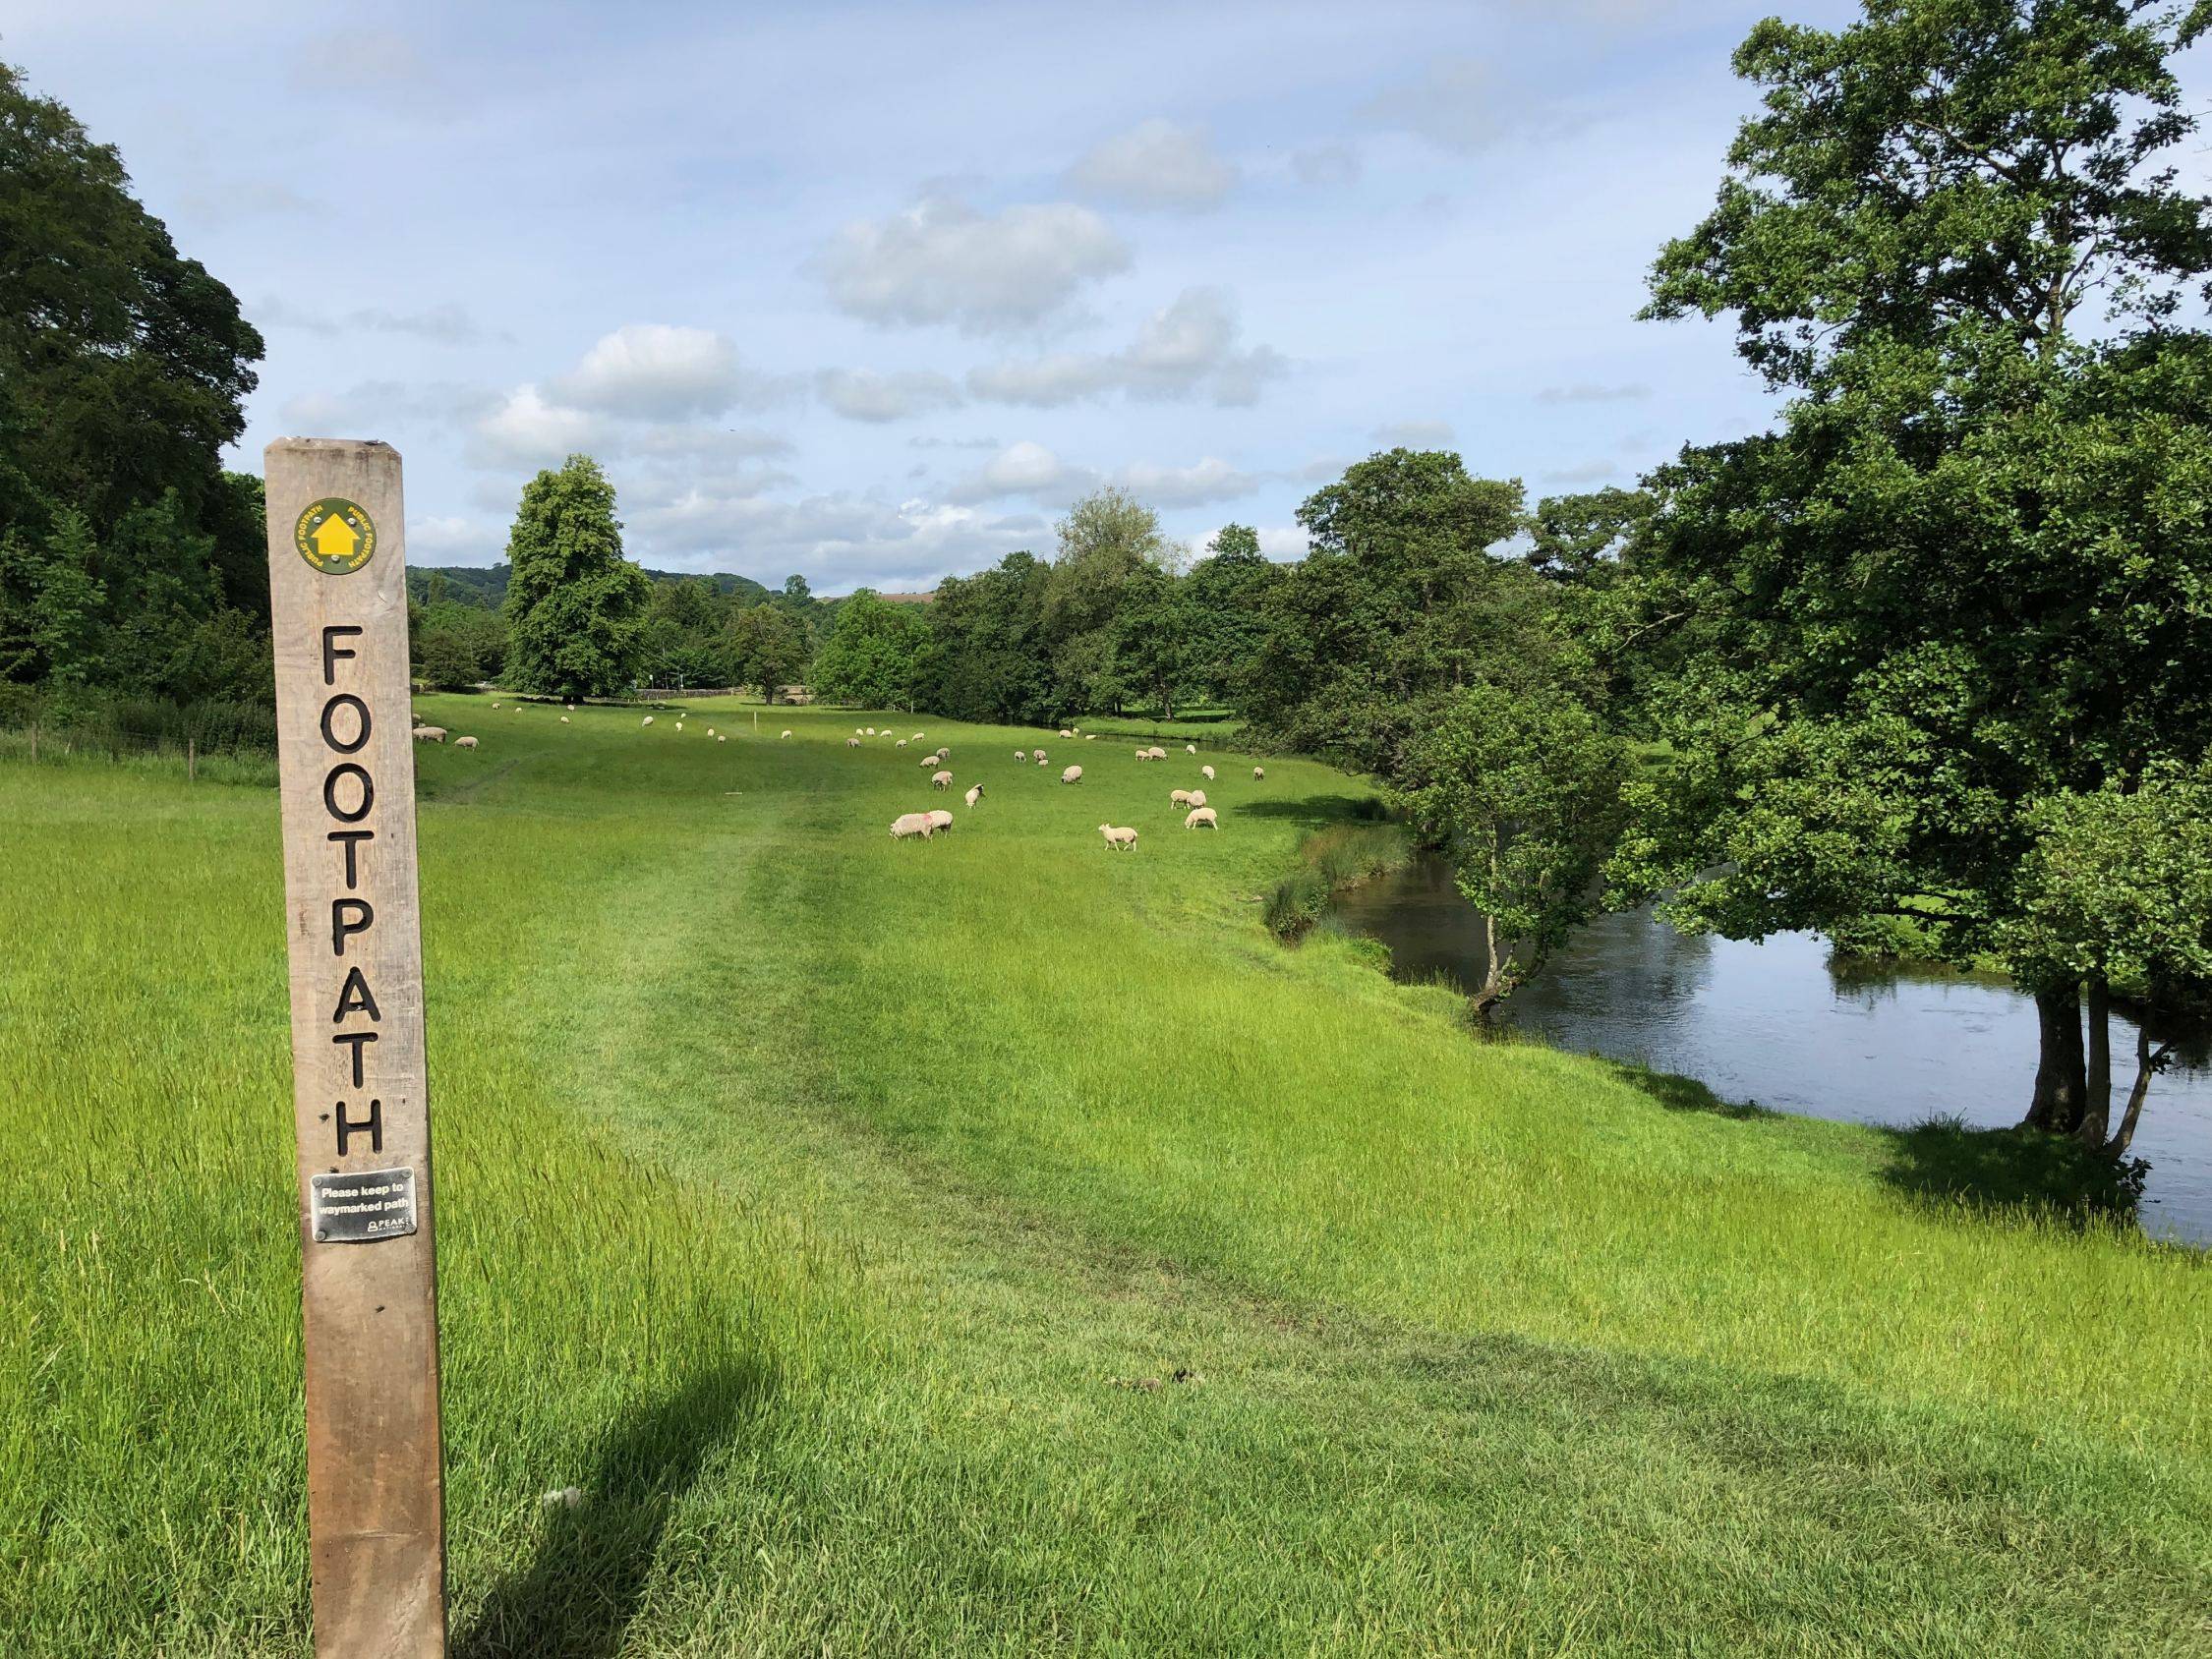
<box><xmin>14</xmin><ymin>0</ymin><xmax>2151</xmax><ymax>591</ymax></box>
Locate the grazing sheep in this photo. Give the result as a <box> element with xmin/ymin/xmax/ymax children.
<box><xmin>1185</xmin><ymin>807</ymin><xmax>1218</xmax><ymax>830</ymax></box>
<box><xmin>781</xmin><ymin>729</ymin><xmax>792</xmax><ymax>739</ymax></box>
<box><xmin>1135</xmin><ymin>748</ymin><xmax>1152</xmax><ymax>762</ymax></box>
<box><xmin>927</xmin><ymin>809</ymin><xmax>955</xmax><ymax>832</ymax></box>
<box><xmin>856</xmin><ymin>726</ymin><xmax>865</xmax><ymax>734</ymax></box>
<box><xmin>1085</xmin><ymin>733</ymin><xmax>1096</xmax><ymax>740</ymax></box>
<box><xmin>1252</xmin><ymin>766</ymin><xmax>1265</xmax><ymax>779</ymax></box>
<box><xmin>866</xmin><ymin>727</ymin><xmax>878</xmax><ymax>735</ymax></box>
<box><xmin>1171</xmin><ymin>789</ymin><xmax>1193</xmax><ymax>808</ymax></box>
<box><xmin>707</xmin><ymin>726</ymin><xmax>716</xmax><ymax>736</ymax></box>
<box><xmin>1062</xmin><ymin>765</ymin><xmax>1082</xmax><ymax>784</ymax></box>
<box><xmin>717</xmin><ymin>735</ymin><xmax>727</xmax><ymax>743</ymax></box>
<box><xmin>912</xmin><ymin>731</ymin><xmax>925</xmax><ymax>741</ymax></box>
<box><xmin>454</xmin><ymin>735</ymin><xmax>479</xmax><ymax>750</ymax></box>
<box><xmin>1015</xmin><ymin>748</ymin><xmax>1027</xmax><ymax>762</ymax></box>
<box><xmin>847</xmin><ymin>736</ymin><xmax>861</xmax><ymax>748</ymax></box>
<box><xmin>1201</xmin><ymin>765</ymin><xmax>1215</xmax><ymax>780</ymax></box>
<box><xmin>890</xmin><ymin>811</ymin><xmax>935</xmax><ymax>840</ymax></box>
<box><xmin>1150</xmin><ymin>747</ymin><xmax>1168</xmax><ymax>760</ymax></box>
<box><xmin>964</xmin><ymin>783</ymin><xmax>983</xmax><ymax>810</ymax></box>
<box><xmin>1031</xmin><ymin>748</ymin><xmax>1047</xmax><ymax>763</ymax></box>
<box><xmin>492</xmin><ymin>703</ymin><xmax>500</xmax><ymax>710</ymax></box>
<box><xmin>898</xmin><ymin>738</ymin><xmax>909</xmax><ymax>748</ymax></box>
<box><xmin>566</xmin><ymin>704</ymin><xmax>575</xmax><ymax>711</ymax></box>
<box><xmin>938</xmin><ymin>745</ymin><xmax>950</xmax><ymax>757</ymax></box>
<box><xmin>642</xmin><ymin>715</ymin><xmax>654</xmax><ymax>726</ymax></box>
<box><xmin>1059</xmin><ymin>728</ymin><xmax>1074</xmax><ymax>739</ymax></box>
<box><xmin>1185</xmin><ymin>743</ymin><xmax>1195</xmax><ymax>754</ymax></box>
<box><xmin>1189</xmin><ymin>789</ymin><xmax>1207</xmax><ymax>808</ymax></box>
<box><xmin>411</xmin><ymin>725</ymin><xmax>446</xmax><ymax>743</ymax></box>
<box><xmin>920</xmin><ymin>755</ymin><xmax>941</xmax><ymax>769</ymax></box>
<box><xmin>1036</xmin><ymin>755</ymin><xmax>1048</xmax><ymax>766</ymax></box>
<box><xmin>674</xmin><ymin>721</ymin><xmax>684</xmax><ymax>731</ymax></box>
<box><xmin>933</xmin><ymin>770</ymin><xmax>954</xmax><ymax>789</ymax></box>
<box><xmin>560</xmin><ymin>715</ymin><xmax>570</xmax><ymax>723</ymax></box>
<box><xmin>1099</xmin><ymin>824</ymin><xmax>1138</xmax><ymax>851</ymax></box>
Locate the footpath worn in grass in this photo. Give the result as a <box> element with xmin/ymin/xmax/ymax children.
<box><xmin>2</xmin><ymin>695</ymin><xmax>2206</xmax><ymax>1655</ymax></box>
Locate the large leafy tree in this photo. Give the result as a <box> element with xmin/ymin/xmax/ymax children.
<box><xmin>500</xmin><ymin>456</ymin><xmax>650</xmax><ymax>699</ymax></box>
<box><xmin>1186</xmin><ymin>525</ymin><xmax>1279</xmax><ymax>707</ymax></box>
<box><xmin>1042</xmin><ymin>487</ymin><xmax>1175</xmax><ymax>715</ymax></box>
<box><xmin>727</xmin><ymin>601</ymin><xmax>810</xmax><ymax>703</ymax></box>
<box><xmin>918</xmin><ymin>551</ymin><xmax>1053</xmax><ymax>723</ymax></box>
<box><xmin>811</xmin><ymin>590</ymin><xmax>927</xmax><ymax>710</ymax></box>
<box><xmin>1613</xmin><ymin>0</ymin><xmax>2212</xmax><ymax>1142</ymax></box>
<box><xmin>1242</xmin><ymin>450</ymin><xmax>1555</xmax><ymax>772</ymax></box>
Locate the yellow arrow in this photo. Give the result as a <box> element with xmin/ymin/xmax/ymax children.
<box><xmin>313</xmin><ymin>515</ymin><xmax>360</xmax><ymax>560</ymax></box>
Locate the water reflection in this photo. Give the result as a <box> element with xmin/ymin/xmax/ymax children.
<box><xmin>1331</xmin><ymin>855</ymin><xmax>2212</xmax><ymax>1245</ymax></box>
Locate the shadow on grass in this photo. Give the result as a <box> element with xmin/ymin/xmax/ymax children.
<box><xmin>1609</xmin><ymin>1062</ymin><xmax>2143</xmax><ymax>1228</ymax></box>
<box><xmin>457</xmin><ymin>1362</ymin><xmax>776</xmax><ymax>1659</ymax></box>
<box><xmin>1238</xmin><ymin>793</ymin><xmax>1389</xmax><ymax>829</ymax></box>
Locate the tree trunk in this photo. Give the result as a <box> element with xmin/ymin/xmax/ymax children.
<box><xmin>2024</xmin><ymin>980</ymin><xmax>2086</xmax><ymax>1132</ymax></box>
<box><xmin>2075</xmin><ymin>974</ymin><xmax>2113</xmax><ymax>1147</ymax></box>
<box><xmin>2109</xmin><ymin>1024</ymin><xmax>2175</xmax><ymax>1158</ymax></box>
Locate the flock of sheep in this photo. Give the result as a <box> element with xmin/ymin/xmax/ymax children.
<box><xmin>867</xmin><ymin>720</ymin><xmax>1261</xmax><ymax>849</ymax></box>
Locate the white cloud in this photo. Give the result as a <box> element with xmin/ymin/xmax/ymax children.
<box><xmin>815</xmin><ymin>368</ymin><xmax>965</xmax><ymax>422</ymax></box>
<box><xmin>1256</xmin><ymin>526</ymin><xmax>1308</xmax><ymax>559</ymax></box>
<box><xmin>256</xmin><ymin>297</ymin><xmax>498</xmax><ymax>343</ymax></box>
<box><xmin>630</xmin><ymin>489</ymin><xmax>1039</xmax><ymax>590</ymax></box>
<box><xmin>277</xmin><ymin>379</ymin><xmax>496</xmax><ymax>434</ymax></box>
<box><xmin>467</xmin><ymin>385</ymin><xmax>610</xmax><ymax>470</ymax></box>
<box><xmin>1066</xmin><ymin>119</ymin><xmax>1237</xmax><ymax>211</ymax></box>
<box><xmin>814</xmin><ymin>195</ymin><xmax>1130</xmax><ymax>333</ymax></box>
<box><xmin>1114</xmin><ymin>456</ymin><xmax>1259</xmax><ymax>507</ymax></box>
<box><xmin>1536</xmin><ymin>382</ymin><xmax>1652</xmax><ymax>404</ymax></box>
<box><xmin>967</xmin><ymin>288</ymin><xmax>1287</xmax><ymax>408</ymax></box>
<box><xmin>944</xmin><ymin>440</ymin><xmax>1096</xmax><ymax>504</ymax></box>
<box><xmin>1370</xmin><ymin>420</ymin><xmax>1456</xmax><ymax>447</ymax></box>
<box><xmin>408</xmin><ymin>514</ymin><xmax>502</xmax><ymax>564</ymax></box>
<box><xmin>1291</xmin><ymin>143</ymin><xmax>1362</xmax><ymax>188</ymax></box>
<box><xmin>551</xmin><ymin>324</ymin><xmax>786</xmax><ymax>419</ymax></box>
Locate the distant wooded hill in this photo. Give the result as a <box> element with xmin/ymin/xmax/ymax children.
<box><xmin>409</xmin><ymin>565</ymin><xmax>776</xmax><ymax>609</ymax></box>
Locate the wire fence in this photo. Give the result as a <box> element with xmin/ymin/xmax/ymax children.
<box><xmin>0</xmin><ymin>721</ymin><xmax>277</xmax><ymax>785</ymax></box>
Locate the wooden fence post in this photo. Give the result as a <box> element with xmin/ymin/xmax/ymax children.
<box><xmin>263</xmin><ymin>438</ymin><xmax>447</xmax><ymax>1658</ymax></box>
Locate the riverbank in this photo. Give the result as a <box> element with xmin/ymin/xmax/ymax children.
<box><xmin>4</xmin><ymin>701</ymin><xmax>2206</xmax><ymax>1653</ymax></box>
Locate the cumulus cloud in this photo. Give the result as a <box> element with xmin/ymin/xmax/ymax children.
<box><xmin>814</xmin><ymin>195</ymin><xmax>1130</xmax><ymax>334</ymax></box>
<box><xmin>944</xmin><ymin>441</ymin><xmax>1095</xmax><ymax>505</ymax></box>
<box><xmin>815</xmin><ymin>368</ymin><xmax>965</xmax><ymax>422</ymax></box>
<box><xmin>1066</xmin><ymin>118</ymin><xmax>1237</xmax><ymax>211</ymax></box>
<box><xmin>968</xmin><ymin>288</ymin><xmax>1286</xmax><ymax>408</ymax></box>
<box><xmin>467</xmin><ymin>385</ymin><xmax>609</xmax><ymax>470</ymax></box>
<box><xmin>1536</xmin><ymin>382</ymin><xmax>1652</xmax><ymax>404</ymax></box>
<box><xmin>551</xmin><ymin>324</ymin><xmax>789</xmax><ymax>419</ymax></box>
<box><xmin>1114</xmin><ymin>456</ymin><xmax>1259</xmax><ymax>507</ymax></box>
<box><xmin>408</xmin><ymin>514</ymin><xmax>502</xmax><ymax>564</ymax></box>
<box><xmin>1370</xmin><ymin>420</ymin><xmax>1456</xmax><ymax>448</ymax></box>
<box><xmin>1256</xmin><ymin>526</ymin><xmax>1308</xmax><ymax>559</ymax></box>
<box><xmin>632</xmin><ymin>490</ymin><xmax>1040</xmax><ymax>590</ymax></box>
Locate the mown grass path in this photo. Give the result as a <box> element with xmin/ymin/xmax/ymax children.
<box><xmin>3</xmin><ymin>697</ymin><xmax>2206</xmax><ymax>1655</ymax></box>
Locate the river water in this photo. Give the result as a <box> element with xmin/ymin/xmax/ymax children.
<box><xmin>1331</xmin><ymin>855</ymin><xmax>2212</xmax><ymax>1245</ymax></box>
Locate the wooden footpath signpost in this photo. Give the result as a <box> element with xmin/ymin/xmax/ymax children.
<box><xmin>264</xmin><ymin>438</ymin><xmax>447</xmax><ymax>1658</ymax></box>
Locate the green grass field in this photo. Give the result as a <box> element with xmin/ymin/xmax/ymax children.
<box><xmin>3</xmin><ymin>695</ymin><xmax>2207</xmax><ymax>1655</ymax></box>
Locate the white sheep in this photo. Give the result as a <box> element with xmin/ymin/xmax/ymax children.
<box><xmin>898</xmin><ymin>738</ymin><xmax>909</xmax><ymax>748</ymax></box>
<box><xmin>717</xmin><ymin>735</ymin><xmax>727</xmax><ymax>743</ymax></box>
<box><xmin>1201</xmin><ymin>765</ymin><xmax>1214</xmax><ymax>780</ymax></box>
<box><xmin>1185</xmin><ymin>807</ymin><xmax>1218</xmax><ymax>830</ymax></box>
<box><xmin>855</xmin><ymin>726</ymin><xmax>864</xmax><ymax>734</ymax></box>
<box><xmin>1170</xmin><ymin>789</ymin><xmax>1193</xmax><ymax>808</ymax></box>
<box><xmin>866</xmin><ymin>726</ymin><xmax>878</xmax><ymax>735</ymax></box>
<box><xmin>411</xmin><ymin>725</ymin><xmax>446</xmax><ymax>743</ymax></box>
<box><xmin>1189</xmin><ymin>789</ymin><xmax>1207</xmax><ymax>808</ymax></box>
<box><xmin>933</xmin><ymin>770</ymin><xmax>954</xmax><ymax>789</ymax></box>
<box><xmin>1099</xmin><ymin>824</ymin><xmax>1137</xmax><ymax>851</ymax></box>
<box><xmin>1036</xmin><ymin>755</ymin><xmax>1048</xmax><ymax>767</ymax></box>
<box><xmin>927</xmin><ymin>808</ymin><xmax>955</xmax><ymax>832</ymax></box>
<box><xmin>1135</xmin><ymin>748</ymin><xmax>1152</xmax><ymax>762</ymax></box>
<box><xmin>1252</xmin><ymin>766</ymin><xmax>1265</xmax><ymax>779</ymax></box>
<box><xmin>1014</xmin><ymin>748</ymin><xmax>1027</xmax><ymax>762</ymax></box>
<box><xmin>1085</xmin><ymin>733</ymin><xmax>1096</xmax><ymax>740</ymax></box>
<box><xmin>847</xmin><ymin>736</ymin><xmax>861</xmax><ymax>748</ymax></box>
<box><xmin>454</xmin><ymin>735</ymin><xmax>479</xmax><ymax>750</ymax></box>
<box><xmin>1059</xmin><ymin>728</ymin><xmax>1074</xmax><ymax>739</ymax></box>
<box><xmin>781</xmin><ymin>730</ymin><xmax>792</xmax><ymax>740</ymax></box>
<box><xmin>642</xmin><ymin>715</ymin><xmax>654</xmax><ymax>727</ymax></box>
<box><xmin>912</xmin><ymin>731</ymin><xmax>925</xmax><ymax>741</ymax></box>
<box><xmin>1031</xmin><ymin>748</ymin><xmax>1047</xmax><ymax>763</ymax></box>
<box><xmin>920</xmin><ymin>755</ymin><xmax>941</xmax><ymax>768</ymax></box>
<box><xmin>674</xmin><ymin>721</ymin><xmax>684</xmax><ymax>731</ymax></box>
<box><xmin>1186</xmin><ymin>743</ymin><xmax>1195</xmax><ymax>754</ymax></box>
<box><xmin>560</xmin><ymin>715</ymin><xmax>570</xmax><ymax>723</ymax></box>
<box><xmin>890</xmin><ymin>811</ymin><xmax>935</xmax><ymax>840</ymax></box>
<box><xmin>566</xmin><ymin>704</ymin><xmax>575</xmax><ymax>712</ymax></box>
<box><xmin>706</xmin><ymin>726</ymin><xmax>715</xmax><ymax>735</ymax></box>
<box><xmin>1062</xmin><ymin>765</ymin><xmax>1082</xmax><ymax>784</ymax></box>
<box><xmin>1149</xmin><ymin>746</ymin><xmax>1168</xmax><ymax>760</ymax></box>
<box><xmin>964</xmin><ymin>783</ymin><xmax>983</xmax><ymax>810</ymax></box>
<box><xmin>492</xmin><ymin>703</ymin><xmax>500</xmax><ymax>710</ymax></box>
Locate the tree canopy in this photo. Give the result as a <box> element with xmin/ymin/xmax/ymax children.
<box><xmin>500</xmin><ymin>456</ymin><xmax>651</xmax><ymax>700</ymax></box>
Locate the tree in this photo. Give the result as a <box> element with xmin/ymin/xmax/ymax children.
<box><xmin>1615</xmin><ymin>0</ymin><xmax>2212</xmax><ymax>1143</ymax></box>
<box><xmin>1043</xmin><ymin>487</ymin><xmax>1174</xmax><ymax>715</ymax></box>
<box><xmin>916</xmin><ymin>551</ymin><xmax>1053</xmax><ymax>723</ymax></box>
<box><xmin>728</xmin><ymin>602</ymin><xmax>809</xmax><ymax>703</ymax></box>
<box><xmin>1396</xmin><ymin>685</ymin><xmax>1630</xmax><ymax>1019</ymax></box>
<box><xmin>811</xmin><ymin>591</ymin><xmax>926</xmax><ymax>709</ymax></box>
<box><xmin>1186</xmin><ymin>526</ymin><xmax>1279</xmax><ymax>707</ymax></box>
<box><xmin>1524</xmin><ymin>487</ymin><xmax>1652</xmax><ymax>586</ymax></box>
<box><xmin>30</xmin><ymin>508</ymin><xmax>103</xmax><ymax>686</ymax></box>
<box><xmin>500</xmin><ymin>456</ymin><xmax>650</xmax><ymax>699</ymax></box>
<box><xmin>416</xmin><ymin>626</ymin><xmax>480</xmax><ymax>692</ymax></box>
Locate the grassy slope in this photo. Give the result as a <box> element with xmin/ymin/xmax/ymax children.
<box><xmin>1</xmin><ymin>697</ymin><xmax>2206</xmax><ymax>1656</ymax></box>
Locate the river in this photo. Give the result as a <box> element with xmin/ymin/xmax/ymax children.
<box><xmin>1331</xmin><ymin>855</ymin><xmax>2212</xmax><ymax>1245</ymax></box>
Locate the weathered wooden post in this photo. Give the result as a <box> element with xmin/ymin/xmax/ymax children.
<box><xmin>264</xmin><ymin>438</ymin><xmax>447</xmax><ymax>1658</ymax></box>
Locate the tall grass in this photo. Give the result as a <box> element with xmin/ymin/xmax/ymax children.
<box><xmin>1263</xmin><ymin>814</ymin><xmax>1407</xmax><ymax>939</ymax></box>
<box><xmin>3</xmin><ymin>702</ymin><xmax>2207</xmax><ymax>1654</ymax></box>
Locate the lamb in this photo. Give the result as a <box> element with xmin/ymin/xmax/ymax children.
<box><xmin>1170</xmin><ymin>789</ymin><xmax>1193</xmax><ymax>808</ymax></box>
<box><xmin>927</xmin><ymin>808</ymin><xmax>955</xmax><ymax>832</ymax></box>
<box><xmin>781</xmin><ymin>730</ymin><xmax>792</xmax><ymax>739</ymax></box>
<box><xmin>492</xmin><ymin>703</ymin><xmax>499</xmax><ymax>710</ymax></box>
<box><xmin>1201</xmin><ymin>765</ymin><xmax>1215</xmax><ymax>781</ymax></box>
<box><xmin>1135</xmin><ymin>748</ymin><xmax>1152</xmax><ymax>762</ymax></box>
<box><xmin>889</xmin><ymin>811</ymin><xmax>935</xmax><ymax>840</ymax></box>
<box><xmin>1036</xmin><ymin>755</ymin><xmax>1048</xmax><ymax>767</ymax></box>
<box><xmin>1252</xmin><ymin>766</ymin><xmax>1265</xmax><ymax>779</ymax></box>
<box><xmin>411</xmin><ymin>725</ymin><xmax>446</xmax><ymax>742</ymax></box>
<box><xmin>964</xmin><ymin>783</ymin><xmax>983</xmax><ymax>810</ymax></box>
<box><xmin>933</xmin><ymin>770</ymin><xmax>954</xmax><ymax>789</ymax></box>
<box><xmin>1015</xmin><ymin>748</ymin><xmax>1027</xmax><ymax>762</ymax></box>
<box><xmin>1062</xmin><ymin>765</ymin><xmax>1082</xmax><ymax>784</ymax></box>
<box><xmin>454</xmin><ymin>735</ymin><xmax>479</xmax><ymax>750</ymax></box>
<box><xmin>1185</xmin><ymin>807</ymin><xmax>1218</xmax><ymax>830</ymax></box>
<box><xmin>847</xmin><ymin>736</ymin><xmax>862</xmax><ymax>748</ymax></box>
<box><xmin>1189</xmin><ymin>789</ymin><xmax>1207</xmax><ymax>808</ymax></box>
<box><xmin>1031</xmin><ymin>748</ymin><xmax>1047</xmax><ymax>763</ymax></box>
<box><xmin>1099</xmin><ymin>824</ymin><xmax>1138</xmax><ymax>851</ymax></box>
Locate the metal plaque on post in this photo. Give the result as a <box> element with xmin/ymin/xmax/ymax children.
<box><xmin>265</xmin><ymin>437</ymin><xmax>447</xmax><ymax>1658</ymax></box>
